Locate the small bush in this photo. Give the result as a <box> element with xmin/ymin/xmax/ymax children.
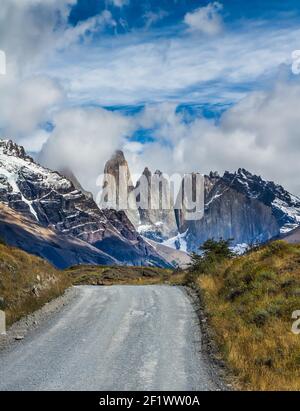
<box><xmin>251</xmin><ymin>309</ymin><xmax>270</xmax><ymax>327</ymax></box>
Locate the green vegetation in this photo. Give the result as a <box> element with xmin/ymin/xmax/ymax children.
<box><xmin>187</xmin><ymin>238</ymin><xmax>234</xmax><ymax>283</ymax></box>
<box><xmin>186</xmin><ymin>239</ymin><xmax>300</xmax><ymax>390</ymax></box>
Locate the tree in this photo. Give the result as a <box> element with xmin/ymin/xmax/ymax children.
<box><xmin>189</xmin><ymin>238</ymin><xmax>234</xmax><ymax>273</ymax></box>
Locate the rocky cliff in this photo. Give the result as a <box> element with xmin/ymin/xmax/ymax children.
<box><xmin>0</xmin><ymin>140</ymin><xmax>170</xmax><ymax>267</ymax></box>
<box><xmin>102</xmin><ymin>153</ymin><xmax>178</xmax><ymax>242</ymax></box>
<box><xmin>102</xmin><ymin>151</ymin><xmax>300</xmax><ymax>253</ymax></box>
<box><xmin>0</xmin><ymin>203</ymin><xmax>118</xmax><ymax>269</ymax></box>
<box><xmin>176</xmin><ymin>173</ymin><xmax>280</xmax><ymax>252</ymax></box>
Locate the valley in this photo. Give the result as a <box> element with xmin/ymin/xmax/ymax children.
<box><xmin>1</xmin><ymin>0</ymin><xmax>300</xmax><ymax>395</ymax></box>
<box><xmin>0</xmin><ymin>138</ymin><xmax>300</xmax><ymax>392</ymax></box>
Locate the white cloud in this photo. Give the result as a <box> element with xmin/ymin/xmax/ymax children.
<box><xmin>184</xmin><ymin>2</ymin><xmax>223</xmax><ymax>35</ymax></box>
<box><xmin>19</xmin><ymin>129</ymin><xmax>50</xmax><ymax>154</ymax></box>
<box><xmin>0</xmin><ymin>0</ymin><xmax>77</xmax><ymax>70</ymax></box>
<box><xmin>45</xmin><ymin>22</ymin><xmax>300</xmax><ymax>106</ymax></box>
<box><xmin>60</xmin><ymin>11</ymin><xmax>117</xmax><ymax>49</ymax></box>
<box><xmin>0</xmin><ymin>0</ymin><xmax>116</xmax><ymax>151</ymax></box>
<box><xmin>123</xmin><ymin>82</ymin><xmax>300</xmax><ymax>196</ymax></box>
<box><xmin>1</xmin><ymin>0</ymin><xmax>300</xmax><ymax>200</ymax></box>
<box><xmin>39</xmin><ymin>80</ymin><xmax>300</xmax><ymax>198</ymax></box>
<box><xmin>39</xmin><ymin>107</ymin><xmax>134</xmax><ymax>193</ymax></box>
<box><xmin>143</xmin><ymin>10</ymin><xmax>168</xmax><ymax>29</ymax></box>
<box><xmin>0</xmin><ymin>75</ymin><xmax>64</xmax><ymax>138</ymax></box>
<box><xmin>107</xmin><ymin>0</ymin><xmax>129</xmax><ymax>8</ymax></box>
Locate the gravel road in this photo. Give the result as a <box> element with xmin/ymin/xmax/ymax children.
<box><xmin>0</xmin><ymin>285</ymin><xmax>221</xmax><ymax>391</ymax></box>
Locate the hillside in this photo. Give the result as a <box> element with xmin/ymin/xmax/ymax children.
<box><xmin>188</xmin><ymin>240</ymin><xmax>300</xmax><ymax>390</ymax></box>
<box><xmin>0</xmin><ymin>240</ymin><xmax>71</xmax><ymax>326</ymax></box>
<box><xmin>0</xmin><ymin>203</ymin><xmax>119</xmax><ymax>268</ymax></box>
<box><xmin>0</xmin><ymin>139</ymin><xmax>169</xmax><ymax>268</ymax></box>
<box><xmin>0</xmin><ymin>239</ymin><xmax>178</xmax><ymax>326</ymax></box>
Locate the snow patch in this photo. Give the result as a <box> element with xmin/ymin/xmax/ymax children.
<box><xmin>272</xmin><ymin>198</ymin><xmax>300</xmax><ymax>233</ymax></box>
<box><xmin>163</xmin><ymin>230</ymin><xmax>188</xmax><ymax>252</ymax></box>
<box><xmin>231</xmin><ymin>243</ymin><xmax>249</xmax><ymax>255</ymax></box>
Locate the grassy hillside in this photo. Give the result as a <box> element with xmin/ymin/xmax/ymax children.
<box><xmin>187</xmin><ymin>241</ymin><xmax>300</xmax><ymax>390</ymax></box>
<box><xmin>0</xmin><ymin>240</ymin><xmax>71</xmax><ymax>325</ymax></box>
<box><xmin>0</xmin><ymin>239</ymin><xmax>181</xmax><ymax>326</ymax></box>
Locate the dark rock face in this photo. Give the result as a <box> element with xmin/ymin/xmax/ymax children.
<box><xmin>0</xmin><ymin>140</ymin><xmax>170</xmax><ymax>268</ymax></box>
<box><xmin>177</xmin><ymin>176</ymin><xmax>280</xmax><ymax>252</ymax></box>
<box><xmin>222</xmin><ymin>169</ymin><xmax>300</xmax><ymax>230</ymax></box>
<box><xmin>177</xmin><ymin>169</ymin><xmax>300</xmax><ymax>252</ymax></box>
<box><xmin>0</xmin><ymin>204</ymin><xmax>118</xmax><ymax>269</ymax></box>
<box><xmin>103</xmin><ymin>151</ymin><xmax>300</xmax><ymax>253</ymax></box>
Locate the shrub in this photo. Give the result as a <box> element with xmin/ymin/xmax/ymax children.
<box><xmin>250</xmin><ymin>309</ymin><xmax>270</xmax><ymax>327</ymax></box>
<box><xmin>189</xmin><ymin>238</ymin><xmax>235</xmax><ymax>274</ymax></box>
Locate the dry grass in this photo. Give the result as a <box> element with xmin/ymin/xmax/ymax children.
<box><xmin>66</xmin><ymin>265</ymin><xmax>182</xmax><ymax>286</ymax></box>
<box><xmin>0</xmin><ymin>242</ymin><xmax>71</xmax><ymax>325</ymax></box>
<box><xmin>0</xmin><ymin>237</ymin><xmax>181</xmax><ymax>327</ymax></box>
<box><xmin>190</xmin><ymin>241</ymin><xmax>300</xmax><ymax>390</ymax></box>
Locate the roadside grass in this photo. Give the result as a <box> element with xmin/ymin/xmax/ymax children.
<box><xmin>187</xmin><ymin>241</ymin><xmax>300</xmax><ymax>390</ymax></box>
<box><xmin>0</xmin><ymin>243</ymin><xmax>71</xmax><ymax>326</ymax></box>
<box><xmin>2</xmin><ymin>233</ymin><xmax>300</xmax><ymax>391</ymax></box>
<box><xmin>0</xmin><ymin>241</ymin><xmax>182</xmax><ymax>326</ymax></box>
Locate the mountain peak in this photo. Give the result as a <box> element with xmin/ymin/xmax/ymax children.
<box><xmin>142</xmin><ymin>167</ymin><xmax>151</xmax><ymax>176</ymax></box>
<box><xmin>111</xmin><ymin>150</ymin><xmax>126</xmax><ymax>163</ymax></box>
<box><xmin>104</xmin><ymin>150</ymin><xmax>130</xmax><ymax>178</ymax></box>
<box><xmin>0</xmin><ymin>139</ymin><xmax>33</xmax><ymax>162</ymax></box>
<box><xmin>221</xmin><ymin>168</ymin><xmax>300</xmax><ymax>233</ymax></box>
<box><xmin>0</xmin><ymin>141</ymin><xmax>169</xmax><ymax>268</ymax></box>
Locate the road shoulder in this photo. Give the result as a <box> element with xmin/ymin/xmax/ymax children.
<box><xmin>0</xmin><ymin>286</ymin><xmax>78</xmax><ymax>353</ymax></box>
<box><xmin>184</xmin><ymin>285</ymin><xmax>234</xmax><ymax>391</ymax></box>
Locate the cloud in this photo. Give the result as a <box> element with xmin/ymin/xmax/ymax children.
<box><xmin>0</xmin><ymin>75</ymin><xmax>64</xmax><ymax>138</ymax></box>
<box><xmin>39</xmin><ymin>107</ymin><xmax>134</xmax><ymax>193</ymax></box>
<box><xmin>2</xmin><ymin>0</ymin><xmax>300</xmax><ymax>200</ymax></box>
<box><xmin>0</xmin><ymin>0</ymin><xmax>116</xmax><ymax>151</ymax></box>
<box><xmin>123</xmin><ymin>81</ymin><xmax>300</xmax><ymax>196</ymax></box>
<box><xmin>60</xmin><ymin>10</ymin><xmax>117</xmax><ymax>48</ymax></box>
<box><xmin>184</xmin><ymin>2</ymin><xmax>223</xmax><ymax>35</ymax></box>
<box><xmin>143</xmin><ymin>10</ymin><xmax>168</xmax><ymax>29</ymax></box>
<box><xmin>45</xmin><ymin>20</ymin><xmax>300</xmax><ymax>106</ymax></box>
<box><xmin>0</xmin><ymin>0</ymin><xmax>77</xmax><ymax>70</ymax></box>
<box><xmin>107</xmin><ymin>0</ymin><xmax>130</xmax><ymax>8</ymax></box>
<box><xmin>38</xmin><ymin>79</ymin><xmax>300</xmax><ymax>198</ymax></box>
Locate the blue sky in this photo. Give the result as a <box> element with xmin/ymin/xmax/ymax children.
<box><xmin>1</xmin><ymin>0</ymin><xmax>300</xmax><ymax>195</ymax></box>
<box><xmin>42</xmin><ymin>0</ymin><xmax>300</xmax><ymax>112</ymax></box>
<box><xmin>68</xmin><ymin>0</ymin><xmax>300</xmax><ymax>28</ymax></box>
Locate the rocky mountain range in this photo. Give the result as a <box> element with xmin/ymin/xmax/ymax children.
<box><xmin>0</xmin><ymin>140</ymin><xmax>170</xmax><ymax>268</ymax></box>
<box><xmin>1</xmin><ymin>139</ymin><xmax>299</xmax><ymax>267</ymax></box>
<box><xmin>102</xmin><ymin>151</ymin><xmax>300</xmax><ymax>253</ymax></box>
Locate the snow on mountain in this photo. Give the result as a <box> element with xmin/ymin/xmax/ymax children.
<box><xmin>0</xmin><ymin>140</ymin><xmax>170</xmax><ymax>268</ymax></box>
<box><xmin>162</xmin><ymin>230</ymin><xmax>188</xmax><ymax>253</ymax></box>
<box><xmin>222</xmin><ymin>168</ymin><xmax>300</xmax><ymax>234</ymax></box>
